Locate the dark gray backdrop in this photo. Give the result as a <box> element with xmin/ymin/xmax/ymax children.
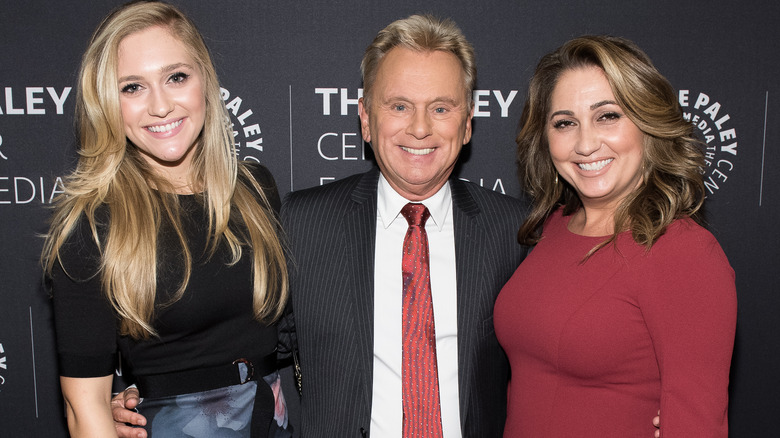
<box><xmin>1</xmin><ymin>1</ymin><xmax>777</xmax><ymax>436</ymax></box>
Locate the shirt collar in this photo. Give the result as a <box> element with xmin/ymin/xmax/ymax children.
<box><xmin>377</xmin><ymin>173</ymin><xmax>452</xmax><ymax>231</ymax></box>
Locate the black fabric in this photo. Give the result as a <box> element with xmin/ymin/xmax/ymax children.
<box><xmin>52</xmin><ymin>163</ymin><xmax>282</xmax><ymax>381</ymax></box>
<box><xmin>136</xmin><ymin>354</ymin><xmax>276</xmax><ymax>399</ymax></box>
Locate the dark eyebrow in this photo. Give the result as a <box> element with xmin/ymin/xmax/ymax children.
<box><xmin>590</xmin><ymin>100</ymin><xmax>617</xmax><ymax>110</ymax></box>
<box><xmin>548</xmin><ymin>100</ymin><xmax>619</xmax><ymax>120</ymax></box>
<box><xmin>548</xmin><ymin>109</ymin><xmax>573</xmax><ymax>120</ymax></box>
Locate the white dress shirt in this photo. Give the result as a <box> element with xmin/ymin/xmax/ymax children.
<box><xmin>370</xmin><ymin>174</ymin><xmax>461</xmax><ymax>437</ymax></box>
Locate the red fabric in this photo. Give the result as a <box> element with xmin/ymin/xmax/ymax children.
<box><xmin>400</xmin><ymin>203</ymin><xmax>443</xmax><ymax>438</ymax></box>
<box><xmin>494</xmin><ymin>210</ymin><xmax>736</xmax><ymax>437</ymax></box>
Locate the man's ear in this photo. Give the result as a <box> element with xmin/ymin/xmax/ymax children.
<box><xmin>358</xmin><ymin>97</ymin><xmax>371</xmax><ymax>143</ymax></box>
<box><xmin>463</xmin><ymin>105</ymin><xmax>474</xmax><ymax>144</ymax></box>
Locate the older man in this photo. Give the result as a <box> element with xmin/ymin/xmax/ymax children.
<box><xmin>282</xmin><ymin>15</ymin><xmax>528</xmax><ymax>437</ymax></box>
<box><xmin>111</xmin><ymin>14</ymin><xmax>528</xmax><ymax>438</ymax></box>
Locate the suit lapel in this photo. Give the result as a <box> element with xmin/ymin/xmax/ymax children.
<box><xmin>343</xmin><ymin>174</ymin><xmax>489</xmax><ymax>428</ymax></box>
<box><xmin>345</xmin><ymin>169</ymin><xmax>380</xmax><ymax>410</ymax></box>
<box><xmin>450</xmin><ymin>178</ymin><xmax>484</xmax><ymax>426</ymax></box>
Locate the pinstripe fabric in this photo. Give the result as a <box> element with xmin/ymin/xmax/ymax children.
<box><xmin>281</xmin><ymin>168</ymin><xmax>530</xmax><ymax>437</ymax></box>
<box><xmin>450</xmin><ymin>178</ymin><xmax>530</xmax><ymax>437</ymax></box>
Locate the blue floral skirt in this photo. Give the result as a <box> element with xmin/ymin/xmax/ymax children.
<box><xmin>137</xmin><ymin>372</ymin><xmax>291</xmax><ymax>438</ymax></box>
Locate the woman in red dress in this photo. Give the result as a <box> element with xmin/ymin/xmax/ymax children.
<box><xmin>495</xmin><ymin>35</ymin><xmax>736</xmax><ymax>437</ymax></box>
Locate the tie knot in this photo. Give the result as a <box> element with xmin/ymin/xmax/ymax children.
<box><xmin>401</xmin><ymin>203</ymin><xmax>430</xmax><ymax>227</ymax></box>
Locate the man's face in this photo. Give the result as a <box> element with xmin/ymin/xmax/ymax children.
<box><xmin>359</xmin><ymin>47</ymin><xmax>473</xmax><ymax>201</ymax></box>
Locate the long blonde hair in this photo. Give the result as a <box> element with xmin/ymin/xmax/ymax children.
<box><xmin>516</xmin><ymin>35</ymin><xmax>706</xmax><ymax>254</ymax></box>
<box><xmin>42</xmin><ymin>1</ymin><xmax>287</xmax><ymax>339</ymax></box>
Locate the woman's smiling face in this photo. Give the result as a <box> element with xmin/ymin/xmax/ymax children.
<box><xmin>547</xmin><ymin>65</ymin><xmax>645</xmax><ymax>211</ymax></box>
<box><xmin>117</xmin><ymin>25</ymin><xmax>206</xmax><ymax>183</ymax></box>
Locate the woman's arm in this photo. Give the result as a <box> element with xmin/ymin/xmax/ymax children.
<box><xmin>61</xmin><ymin>375</ymin><xmax>118</xmax><ymax>437</ymax></box>
<box><xmin>640</xmin><ymin>223</ymin><xmax>737</xmax><ymax>436</ymax></box>
<box><xmin>51</xmin><ymin>216</ymin><xmax>123</xmax><ymax>435</ymax></box>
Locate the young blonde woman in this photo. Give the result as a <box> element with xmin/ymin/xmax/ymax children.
<box><xmin>42</xmin><ymin>2</ymin><xmax>290</xmax><ymax>437</ymax></box>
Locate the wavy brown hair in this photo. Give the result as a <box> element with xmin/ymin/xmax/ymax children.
<box><xmin>42</xmin><ymin>1</ymin><xmax>287</xmax><ymax>338</ymax></box>
<box><xmin>516</xmin><ymin>35</ymin><xmax>706</xmax><ymax>254</ymax></box>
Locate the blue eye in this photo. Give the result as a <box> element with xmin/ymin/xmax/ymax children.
<box><xmin>394</xmin><ymin>104</ymin><xmax>406</xmax><ymax>111</ymax></box>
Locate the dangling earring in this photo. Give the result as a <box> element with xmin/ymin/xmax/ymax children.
<box><xmin>554</xmin><ymin>173</ymin><xmax>559</xmax><ymax>186</ymax></box>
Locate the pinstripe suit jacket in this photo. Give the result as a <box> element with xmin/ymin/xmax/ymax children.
<box><xmin>280</xmin><ymin>168</ymin><xmax>529</xmax><ymax>437</ymax></box>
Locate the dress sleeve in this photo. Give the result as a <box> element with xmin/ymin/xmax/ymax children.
<box><xmin>51</xmin><ymin>218</ymin><xmax>118</xmax><ymax>378</ymax></box>
<box><xmin>638</xmin><ymin>222</ymin><xmax>737</xmax><ymax>437</ymax></box>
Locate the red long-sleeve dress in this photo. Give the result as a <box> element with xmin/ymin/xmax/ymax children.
<box><xmin>494</xmin><ymin>210</ymin><xmax>736</xmax><ymax>437</ymax></box>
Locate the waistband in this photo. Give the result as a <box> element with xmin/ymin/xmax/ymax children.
<box><xmin>136</xmin><ymin>355</ymin><xmax>276</xmax><ymax>399</ymax></box>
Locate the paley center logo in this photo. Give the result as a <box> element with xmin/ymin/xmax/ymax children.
<box><xmin>1</xmin><ymin>342</ymin><xmax>6</xmax><ymax>387</ymax></box>
<box><xmin>221</xmin><ymin>87</ymin><xmax>265</xmax><ymax>163</ymax></box>
<box><xmin>0</xmin><ymin>86</ymin><xmax>71</xmax><ymax>205</ymax></box>
<box><xmin>679</xmin><ymin>90</ymin><xmax>738</xmax><ymax>195</ymax></box>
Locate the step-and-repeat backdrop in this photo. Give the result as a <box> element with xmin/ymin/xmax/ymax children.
<box><xmin>1</xmin><ymin>1</ymin><xmax>777</xmax><ymax>436</ymax></box>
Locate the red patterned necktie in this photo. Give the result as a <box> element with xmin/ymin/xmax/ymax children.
<box><xmin>400</xmin><ymin>203</ymin><xmax>443</xmax><ymax>438</ymax></box>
